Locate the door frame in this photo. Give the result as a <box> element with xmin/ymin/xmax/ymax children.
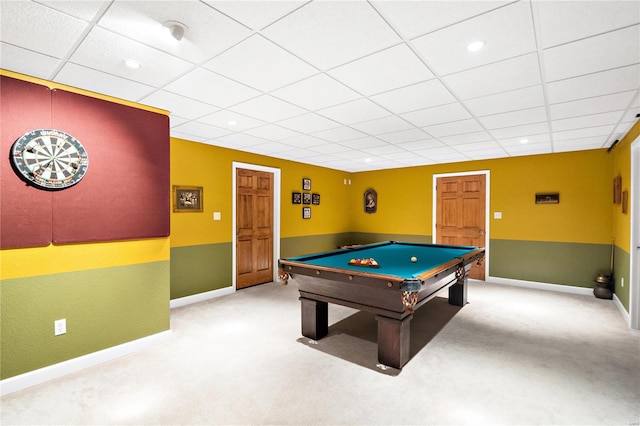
<box><xmin>232</xmin><ymin>162</ymin><xmax>281</xmax><ymax>291</ymax></box>
<box><xmin>432</xmin><ymin>170</ymin><xmax>490</xmax><ymax>280</ymax></box>
<box><xmin>630</xmin><ymin>136</ymin><xmax>639</xmax><ymax>330</ymax></box>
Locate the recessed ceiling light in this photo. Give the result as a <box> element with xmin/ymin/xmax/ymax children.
<box><xmin>467</xmin><ymin>40</ymin><xmax>485</xmax><ymax>52</ymax></box>
<box><xmin>520</xmin><ymin>139</ymin><xmax>529</xmax><ymax>144</ymax></box>
<box><xmin>228</xmin><ymin>120</ymin><xmax>237</xmax><ymax>126</ymax></box>
<box><xmin>124</xmin><ymin>59</ymin><xmax>141</xmax><ymax>69</ymax></box>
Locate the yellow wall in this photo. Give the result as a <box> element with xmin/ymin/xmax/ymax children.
<box><xmin>351</xmin><ymin>149</ymin><xmax>612</xmax><ymax>244</ymax></box>
<box><xmin>170</xmin><ymin>137</ymin><xmax>352</xmax><ymax>248</ymax></box>
<box><xmin>612</xmin><ymin>120</ymin><xmax>639</xmax><ymax>252</ymax></box>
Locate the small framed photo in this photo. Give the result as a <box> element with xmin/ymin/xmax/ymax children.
<box><xmin>312</xmin><ymin>193</ymin><xmax>320</xmax><ymax>205</ymax></box>
<box><xmin>173</xmin><ymin>185</ymin><xmax>203</xmax><ymax>212</ymax></box>
<box><xmin>613</xmin><ymin>176</ymin><xmax>622</xmax><ymax>204</ymax></box>
<box><xmin>303</xmin><ymin>207</ymin><xmax>311</xmax><ymax>219</ymax></box>
<box><xmin>535</xmin><ymin>193</ymin><xmax>559</xmax><ymax>204</ymax></box>
<box><xmin>302</xmin><ymin>178</ymin><xmax>311</xmax><ymax>191</ymax></box>
<box><xmin>364</xmin><ymin>188</ymin><xmax>377</xmax><ymax>214</ymax></box>
<box><xmin>302</xmin><ymin>193</ymin><xmax>312</xmax><ymax>204</ymax></box>
<box><xmin>292</xmin><ymin>192</ymin><xmax>302</xmax><ymax>204</ymax></box>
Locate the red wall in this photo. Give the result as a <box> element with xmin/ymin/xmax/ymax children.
<box><xmin>0</xmin><ymin>76</ymin><xmax>170</xmax><ymax>249</ymax></box>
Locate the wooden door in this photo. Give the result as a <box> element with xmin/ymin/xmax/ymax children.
<box><xmin>436</xmin><ymin>174</ymin><xmax>486</xmax><ymax>280</ymax></box>
<box><xmin>236</xmin><ymin>168</ymin><xmax>274</xmax><ymax>289</ymax></box>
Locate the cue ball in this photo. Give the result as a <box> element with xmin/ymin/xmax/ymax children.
<box><xmin>411</xmin><ymin>256</ymin><xmax>417</xmax><ymax>262</ymax></box>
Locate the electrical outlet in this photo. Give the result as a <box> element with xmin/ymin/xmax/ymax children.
<box><xmin>621</xmin><ymin>277</ymin><xmax>624</xmax><ymax>288</ymax></box>
<box><xmin>54</xmin><ymin>319</ymin><xmax>66</xmax><ymax>336</ymax></box>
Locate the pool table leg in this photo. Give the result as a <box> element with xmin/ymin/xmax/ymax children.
<box><xmin>448</xmin><ymin>265</ymin><xmax>468</xmax><ymax>306</ymax></box>
<box><xmin>300</xmin><ymin>297</ymin><xmax>328</xmax><ymax>340</ymax></box>
<box><xmin>376</xmin><ymin>314</ymin><xmax>412</xmax><ymax>369</ymax></box>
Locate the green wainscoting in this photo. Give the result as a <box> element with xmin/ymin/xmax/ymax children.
<box><xmin>279</xmin><ymin>233</ymin><xmax>432</xmax><ymax>259</ymax></box>
<box><xmin>170</xmin><ymin>243</ymin><xmax>232</xmax><ymax>299</ymax></box>
<box><xmin>0</xmin><ymin>261</ymin><xmax>169</xmax><ymax>380</ymax></box>
<box><xmin>349</xmin><ymin>233</ymin><xmax>432</xmax><ymax>246</ymax></box>
<box><xmin>489</xmin><ymin>239</ymin><xmax>611</xmax><ymax>288</ymax></box>
<box><xmin>280</xmin><ymin>233</ymin><xmax>353</xmax><ymax>258</ymax></box>
<box><xmin>612</xmin><ymin>246</ymin><xmax>630</xmax><ymax>311</ymax></box>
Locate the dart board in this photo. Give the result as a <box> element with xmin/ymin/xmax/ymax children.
<box><xmin>11</xmin><ymin>129</ymin><xmax>89</xmax><ymax>190</ymax></box>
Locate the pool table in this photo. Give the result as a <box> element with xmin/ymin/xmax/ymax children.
<box><xmin>278</xmin><ymin>241</ymin><xmax>485</xmax><ymax>369</ymax></box>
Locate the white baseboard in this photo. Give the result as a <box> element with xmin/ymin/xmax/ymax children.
<box><xmin>612</xmin><ymin>293</ymin><xmax>632</xmax><ymax>326</ymax></box>
<box><xmin>487</xmin><ymin>276</ymin><xmax>593</xmax><ymax>296</ymax></box>
<box><xmin>1</xmin><ymin>330</ymin><xmax>172</xmax><ymax>397</ymax></box>
<box><xmin>487</xmin><ymin>276</ymin><xmax>634</xmax><ymax>326</ymax></box>
<box><xmin>170</xmin><ymin>286</ymin><xmax>235</xmax><ymax>309</ymax></box>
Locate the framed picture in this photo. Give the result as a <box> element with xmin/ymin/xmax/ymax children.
<box><xmin>303</xmin><ymin>193</ymin><xmax>312</xmax><ymax>204</ymax></box>
<box><xmin>302</xmin><ymin>178</ymin><xmax>311</xmax><ymax>191</ymax></box>
<box><xmin>622</xmin><ymin>190</ymin><xmax>628</xmax><ymax>214</ymax></box>
<box><xmin>535</xmin><ymin>193</ymin><xmax>559</xmax><ymax>204</ymax></box>
<box><xmin>173</xmin><ymin>185</ymin><xmax>203</xmax><ymax>212</ymax></box>
<box><xmin>312</xmin><ymin>193</ymin><xmax>320</xmax><ymax>205</ymax></box>
<box><xmin>303</xmin><ymin>207</ymin><xmax>311</xmax><ymax>219</ymax></box>
<box><xmin>613</xmin><ymin>176</ymin><xmax>622</xmax><ymax>204</ymax></box>
<box><xmin>364</xmin><ymin>188</ymin><xmax>377</xmax><ymax>214</ymax></box>
<box><xmin>292</xmin><ymin>192</ymin><xmax>302</xmax><ymax>204</ymax></box>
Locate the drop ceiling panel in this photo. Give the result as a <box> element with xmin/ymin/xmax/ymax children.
<box><xmin>371</xmin><ymin>79</ymin><xmax>457</xmax><ymax>114</ymax></box>
<box><xmin>277</xmin><ymin>113</ymin><xmax>340</xmax><ymax>134</ymax></box>
<box><xmin>203</xmin><ymin>35</ymin><xmax>318</xmax><ymax>92</ymax></box>
<box><xmin>328</xmin><ymin>44</ymin><xmax>434</xmax><ymax>96</ymax></box>
<box><xmin>262</xmin><ymin>1</ymin><xmax>400</xmax><ymax>69</ymax></box>
<box><xmin>463</xmin><ymin>85</ymin><xmax>545</xmax><ymax>117</ymax></box>
<box><xmin>203</xmin><ymin>1</ymin><xmax>303</xmax><ymax>31</ymax></box>
<box><xmin>438</xmin><ymin>131</ymin><xmax>494</xmax><ymax>146</ymax></box>
<box><xmin>311</xmin><ymin>126</ymin><xmax>367</xmax><ymax>143</ymax></box>
<box><xmin>411</xmin><ymin>1</ymin><xmax>537</xmax><ymax>76</ymax></box>
<box><xmin>551</xmin><ymin>111</ymin><xmax>625</xmax><ymax>133</ymax></box>
<box><xmin>97</xmin><ymin>1</ymin><xmax>252</xmax><ymax>64</ymax></box>
<box><xmin>272</xmin><ymin>74</ymin><xmax>360</xmax><ymax>111</ymax></box>
<box><xmin>0</xmin><ymin>1</ymin><xmax>88</xmax><ymax>58</ymax></box>
<box><xmin>199</xmin><ymin>110</ymin><xmax>265</xmax><ymax>132</ymax></box>
<box><xmin>401</xmin><ymin>102</ymin><xmax>472</xmax><ymax>128</ymax></box>
<box><xmin>243</xmin><ymin>124</ymin><xmax>301</xmax><ymax>142</ymax></box>
<box><xmin>377</xmin><ymin>128</ymin><xmax>432</xmax><ymax>144</ymax></box>
<box><xmin>535</xmin><ymin>0</ymin><xmax>640</xmax><ymax>48</ymax></box>
<box><xmin>164</xmin><ymin>68</ymin><xmax>259</xmax><ymax>108</ymax></box>
<box><xmin>550</xmin><ymin>91</ymin><xmax>637</xmax><ymax>120</ymax></box>
<box><xmin>478</xmin><ymin>106</ymin><xmax>548</xmax><ymax>130</ymax></box>
<box><xmin>38</xmin><ymin>0</ymin><xmax>110</xmax><ymax>20</ymax></box>
<box><xmin>317</xmin><ymin>98</ymin><xmax>391</xmax><ymax>125</ymax></box>
<box><xmin>0</xmin><ymin>44</ymin><xmax>60</xmax><ymax>80</ymax></box>
<box><xmin>546</xmin><ymin>65</ymin><xmax>640</xmax><ymax>104</ymax></box>
<box><xmin>70</xmin><ymin>27</ymin><xmax>193</xmax><ymax>87</ymax></box>
<box><xmin>229</xmin><ymin>95</ymin><xmax>306</xmax><ymax>122</ymax></box>
<box><xmin>489</xmin><ymin>122</ymin><xmax>550</xmax><ymax>140</ymax></box>
<box><xmin>350</xmin><ymin>116</ymin><xmax>414</xmax><ymax>136</ymax></box>
<box><xmin>140</xmin><ymin>90</ymin><xmax>219</xmax><ymax>119</ymax></box>
<box><xmin>544</xmin><ymin>26</ymin><xmax>640</xmax><ymax>82</ymax></box>
<box><xmin>422</xmin><ymin>118</ymin><xmax>484</xmax><ymax>138</ymax></box>
<box><xmin>56</xmin><ymin>63</ymin><xmax>155</xmax><ymax>102</ymax></box>
<box><xmin>371</xmin><ymin>0</ymin><xmax>510</xmax><ymax>39</ymax></box>
<box><xmin>443</xmin><ymin>53</ymin><xmax>541</xmax><ymax>100</ymax></box>
<box><xmin>172</xmin><ymin>121</ymin><xmax>232</xmax><ymax>141</ymax></box>
<box><xmin>553</xmin><ymin>125</ymin><xmax>615</xmax><ymax>142</ymax></box>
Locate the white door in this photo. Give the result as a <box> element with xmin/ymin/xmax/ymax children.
<box><xmin>631</xmin><ymin>137</ymin><xmax>639</xmax><ymax>330</ymax></box>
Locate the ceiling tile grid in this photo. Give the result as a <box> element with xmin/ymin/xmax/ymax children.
<box><xmin>1</xmin><ymin>0</ymin><xmax>638</xmax><ymax>172</ymax></box>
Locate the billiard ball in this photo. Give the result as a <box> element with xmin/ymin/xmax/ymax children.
<box><xmin>411</xmin><ymin>256</ymin><xmax>417</xmax><ymax>262</ymax></box>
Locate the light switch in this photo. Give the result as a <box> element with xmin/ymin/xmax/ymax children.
<box><xmin>213</xmin><ymin>212</ymin><xmax>221</xmax><ymax>221</ymax></box>
<box><xmin>494</xmin><ymin>212</ymin><xmax>502</xmax><ymax>219</ymax></box>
